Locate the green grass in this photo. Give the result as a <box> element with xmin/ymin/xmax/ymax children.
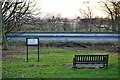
<box><xmin>2</xmin><ymin>48</ymin><xmax>119</xmax><ymax>78</ymax></box>
<box><xmin>7</xmin><ymin>40</ymin><xmax>120</xmax><ymax>46</ymax></box>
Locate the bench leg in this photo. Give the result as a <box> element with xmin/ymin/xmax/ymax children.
<box><xmin>106</xmin><ymin>63</ymin><xmax>108</xmax><ymax>68</ymax></box>
<box><xmin>103</xmin><ymin>63</ymin><xmax>108</xmax><ymax>68</ymax></box>
<box><xmin>103</xmin><ymin>63</ymin><xmax>105</xmax><ymax>68</ymax></box>
<box><xmin>73</xmin><ymin>63</ymin><xmax>77</xmax><ymax>68</ymax></box>
<box><xmin>105</xmin><ymin>63</ymin><xmax>108</xmax><ymax>68</ymax></box>
<box><xmin>73</xmin><ymin>58</ymin><xmax>77</xmax><ymax>68</ymax></box>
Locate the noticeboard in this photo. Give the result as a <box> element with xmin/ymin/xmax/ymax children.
<box><xmin>26</xmin><ymin>38</ymin><xmax>40</xmax><ymax>62</ymax></box>
<box><xmin>26</xmin><ymin>38</ymin><xmax>39</xmax><ymax>46</ymax></box>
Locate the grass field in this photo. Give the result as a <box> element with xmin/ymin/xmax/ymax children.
<box><xmin>2</xmin><ymin>48</ymin><xmax>119</xmax><ymax>78</ymax></box>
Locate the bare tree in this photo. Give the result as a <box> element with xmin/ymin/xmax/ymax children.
<box><xmin>101</xmin><ymin>0</ymin><xmax>120</xmax><ymax>32</ymax></box>
<box><xmin>79</xmin><ymin>1</ymin><xmax>93</xmax><ymax>32</ymax></box>
<box><xmin>62</xmin><ymin>18</ymin><xmax>71</xmax><ymax>31</ymax></box>
<box><xmin>2</xmin><ymin>0</ymin><xmax>39</xmax><ymax>50</ymax></box>
<box><xmin>44</xmin><ymin>13</ymin><xmax>63</xmax><ymax>31</ymax></box>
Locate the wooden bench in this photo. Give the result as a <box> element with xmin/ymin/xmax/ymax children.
<box><xmin>73</xmin><ymin>54</ymin><xmax>109</xmax><ymax>68</ymax></box>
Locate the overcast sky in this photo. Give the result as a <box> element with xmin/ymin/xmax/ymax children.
<box><xmin>36</xmin><ymin>0</ymin><xmax>108</xmax><ymax>18</ymax></box>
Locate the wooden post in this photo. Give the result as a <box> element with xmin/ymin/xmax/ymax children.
<box><xmin>26</xmin><ymin>45</ymin><xmax>28</xmax><ymax>62</ymax></box>
<box><xmin>38</xmin><ymin>38</ymin><xmax>39</xmax><ymax>62</ymax></box>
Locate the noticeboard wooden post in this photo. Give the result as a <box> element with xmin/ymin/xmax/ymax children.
<box><xmin>26</xmin><ymin>38</ymin><xmax>39</xmax><ymax>62</ymax></box>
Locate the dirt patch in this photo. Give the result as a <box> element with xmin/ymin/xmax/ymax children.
<box><xmin>29</xmin><ymin>64</ymin><xmax>49</xmax><ymax>68</ymax></box>
<box><xmin>2</xmin><ymin>44</ymin><xmax>120</xmax><ymax>58</ymax></box>
<box><xmin>63</xmin><ymin>45</ymin><xmax>120</xmax><ymax>53</ymax></box>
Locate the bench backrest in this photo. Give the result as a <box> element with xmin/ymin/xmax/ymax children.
<box><xmin>74</xmin><ymin>55</ymin><xmax>109</xmax><ymax>62</ymax></box>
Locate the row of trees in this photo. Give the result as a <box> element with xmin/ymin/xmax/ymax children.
<box><xmin>21</xmin><ymin>16</ymin><xmax>115</xmax><ymax>32</ymax></box>
<box><xmin>21</xmin><ymin>15</ymin><xmax>74</xmax><ymax>32</ymax></box>
<box><xmin>17</xmin><ymin>0</ymin><xmax>120</xmax><ymax>32</ymax></box>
